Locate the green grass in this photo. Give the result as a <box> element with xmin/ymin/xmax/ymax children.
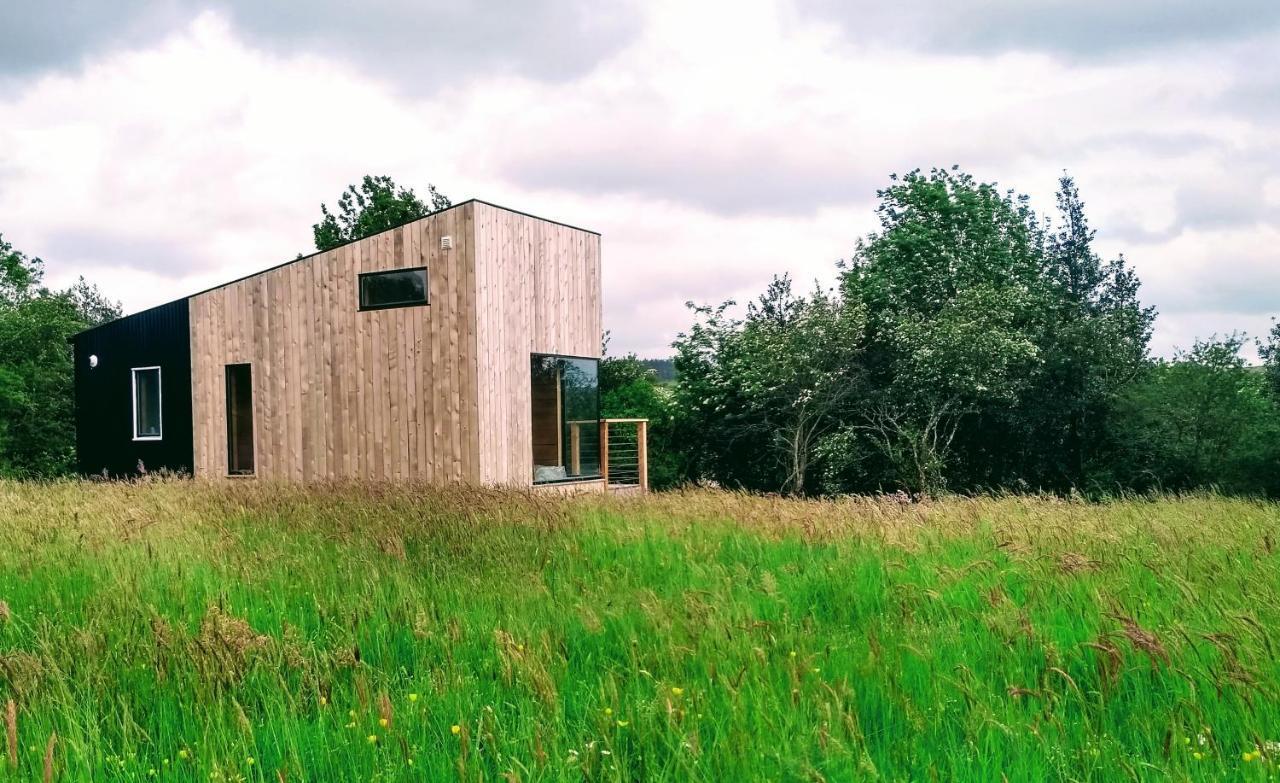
<box><xmin>1</xmin><ymin>481</ymin><xmax>1279</xmax><ymax>781</ymax></box>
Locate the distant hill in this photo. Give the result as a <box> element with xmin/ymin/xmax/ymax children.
<box><xmin>639</xmin><ymin>357</ymin><xmax>676</xmax><ymax>383</ymax></box>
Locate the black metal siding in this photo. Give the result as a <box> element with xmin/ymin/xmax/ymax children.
<box><xmin>71</xmin><ymin>299</ymin><xmax>194</xmax><ymax>476</ymax></box>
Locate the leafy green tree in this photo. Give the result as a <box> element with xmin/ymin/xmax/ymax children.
<box><xmin>841</xmin><ymin>167</ymin><xmax>1050</xmax><ymax>494</ymax></box>
<box><xmin>599</xmin><ymin>347</ymin><xmax>683</xmax><ymax>489</ymax></box>
<box><xmin>663</xmin><ymin>166</ymin><xmax>1269</xmax><ymax>499</ymax></box>
<box><xmin>313</xmin><ymin>175</ymin><xmax>451</xmax><ymax>251</ymax></box>
<box><xmin>675</xmin><ymin>276</ymin><xmax>865</xmax><ymax>494</ymax></box>
<box><xmin>1020</xmin><ymin>175</ymin><xmax>1155</xmax><ymax>490</ymax></box>
<box><xmin>1113</xmin><ymin>334</ymin><xmax>1279</xmax><ymax>495</ymax></box>
<box><xmin>1259</xmin><ymin>318</ymin><xmax>1280</xmax><ymax>400</ymax></box>
<box><xmin>0</xmin><ymin>233</ymin><xmax>120</xmax><ymax>476</ymax></box>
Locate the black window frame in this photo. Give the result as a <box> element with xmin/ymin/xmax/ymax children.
<box><xmin>225</xmin><ymin>363</ymin><xmax>255</xmax><ymax>476</ymax></box>
<box><xmin>357</xmin><ymin>266</ymin><xmax>429</xmax><ymax>312</ymax></box>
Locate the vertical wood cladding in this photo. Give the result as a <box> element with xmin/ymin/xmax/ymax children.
<box><xmin>71</xmin><ymin>298</ymin><xmax>194</xmax><ymax>476</ymax></box>
<box><xmin>182</xmin><ymin>199</ymin><xmax>599</xmax><ymax>485</ymax></box>
<box><xmin>472</xmin><ymin>202</ymin><xmax>603</xmax><ymax>485</ymax></box>
<box><xmin>189</xmin><ymin>203</ymin><xmax>480</xmax><ymax>481</ymax></box>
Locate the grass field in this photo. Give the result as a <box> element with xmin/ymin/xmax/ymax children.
<box><xmin>1</xmin><ymin>481</ymin><xmax>1279</xmax><ymax>781</ymax></box>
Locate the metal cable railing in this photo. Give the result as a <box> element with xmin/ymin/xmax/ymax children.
<box><xmin>599</xmin><ymin>419</ymin><xmax>648</xmax><ymax>491</ymax></box>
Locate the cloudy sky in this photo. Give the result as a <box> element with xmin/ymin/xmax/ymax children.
<box><xmin>1</xmin><ymin>1</ymin><xmax>1277</xmax><ymax>359</ymax></box>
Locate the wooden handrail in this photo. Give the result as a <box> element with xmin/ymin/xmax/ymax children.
<box><xmin>637</xmin><ymin>419</ymin><xmax>648</xmax><ymax>490</ymax></box>
<box><xmin>600</xmin><ymin>420</ymin><xmax>609</xmax><ymax>486</ymax></box>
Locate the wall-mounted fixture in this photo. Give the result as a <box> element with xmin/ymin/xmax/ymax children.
<box><xmin>440</xmin><ymin>235</ymin><xmax>453</xmax><ymax>250</ymax></box>
<box><xmin>89</xmin><ymin>354</ymin><xmax>99</xmax><ymax>368</ymax></box>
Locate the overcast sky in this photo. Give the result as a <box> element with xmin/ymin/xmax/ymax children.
<box><xmin>1</xmin><ymin>1</ymin><xmax>1276</xmax><ymax>359</ymax></box>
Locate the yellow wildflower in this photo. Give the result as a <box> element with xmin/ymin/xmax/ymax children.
<box><xmin>451</xmin><ymin>724</ymin><xmax>462</xmax><ymax>735</ymax></box>
<box><xmin>319</xmin><ymin>696</ymin><xmax>327</xmax><ymax>706</ymax></box>
<box><xmin>379</xmin><ymin>718</ymin><xmax>389</xmax><ymax>728</ymax></box>
<box><xmin>246</xmin><ymin>757</ymin><xmax>255</xmax><ymax>767</ymax></box>
<box><xmin>178</xmin><ymin>749</ymin><xmax>190</xmax><ymax>761</ymax></box>
<box><xmin>604</xmin><ymin>708</ymin><xmax>613</xmax><ymax>716</ymax></box>
<box><xmin>671</xmin><ymin>687</ymin><xmax>684</xmax><ymax>697</ymax></box>
<box><xmin>1193</xmin><ymin>752</ymin><xmax>1204</xmax><ymax>760</ymax></box>
<box><xmin>367</xmin><ymin>734</ymin><xmax>378</xmax><ymax>745</ymax></box>
<box><xmin>1243</xmin><ymin>750</ymin><xmax>1261</xmax><ymax>762</ymax></box>
<box><xmin>408</xmin><ymin>693</ymin><xmax>419</xmax><ymax>703</ymax></box>
<box><xmin>616</xmin><ymin>720</ymin><xmax>629</xmax><ymax>728</ymax></box>
<box><xmin>789</xmin><ymin>651</ymin><xmax>797</xmax><ymax>658</ymax></box>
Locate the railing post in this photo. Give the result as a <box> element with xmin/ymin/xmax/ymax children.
<box><xmin>570</xmin><ymin>422</ymin><xmax>581</xmax><ymax>476</ymax></box>
<box><xmin>599</xmin><ymin>420</ymin><xmax>610</xmax><ymax>487</ymax></box>
<box><xmin>637</xmin><ymin>419</ymin><xmax>649</xmax><ymax>491</ymax></box>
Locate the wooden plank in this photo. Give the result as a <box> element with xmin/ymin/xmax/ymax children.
<box><xmin>600</xmin><ymin>421</ymin><xmax>609</xmax><ymax>486</ymax></box>
<box><xmin>637</xmin><ymin>420</ymin><xmax>649</xmax><ymax>492</ymax></box>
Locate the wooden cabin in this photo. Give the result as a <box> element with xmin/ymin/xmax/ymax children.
<box><xmin>69</xmin><ymin>200</ymin><xmax>647</xmax><ymax>491</ymax></box>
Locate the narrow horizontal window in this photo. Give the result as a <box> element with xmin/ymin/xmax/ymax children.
<box><xmin>359</xmin><ymin>267</ymin><xmax>428</xmax><ymax>311</ymax></box>
<box><xmin>132</xmin><ymin>366</ymin><xmax>162</xmax><ymax>440</ymax></box>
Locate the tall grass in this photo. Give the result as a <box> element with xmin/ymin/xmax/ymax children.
<box><xmin>1</xmin><ymin>479</ymin><xmax>1278</xmax><ymax>781</ymax></box>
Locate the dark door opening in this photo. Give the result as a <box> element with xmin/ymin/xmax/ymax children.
<box><xmin>225</xmin><ymin>363</ymin><xmax>254</xmax><ymax>475</ymax></box>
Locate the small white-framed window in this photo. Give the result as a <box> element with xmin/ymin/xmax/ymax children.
<box><xmin>131</xmin><ymin>366</ymin><xmax>163</xmax><ymax>441</ymax></box>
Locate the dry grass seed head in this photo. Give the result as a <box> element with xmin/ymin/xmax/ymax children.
<box><xmin>1057</xmin><ymin>552</ymin><xmax>1100</xmax><ymax>575</ymax></box>
<box><xmin>1084</xmin><ymin>640</ymin><xmax>1123</xmax><ymax>687</ymax></box>
<box><xmin>4</xmin><ymin>699</ymin><xmax>16</xmax><ymax>770</ymax></box>
<box><xmin>377</xmin><ymin>692</ymin><xmax>393</xmax><ymax>727</ymax></box>
<box><xmin>42</xmin><ymin>732</ymin><xmax>55</xmax><ymax>783</ymax></box>
<box><xmin>1108</xmin><ymin>614</ymin><xmax>1171</xmax><ymax>668</ymax></box>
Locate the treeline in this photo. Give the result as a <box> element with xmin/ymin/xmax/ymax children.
<box><xmin>2</xmin><ymin>171</ymin><xmax>1276</xmax><ymax>497</ymax></box>
<box><xmin>0</xmin><ymin>234</ymin><xmax>120</xmax><ymax>476</ymax></box>
<box><xmin>603</xmin><ymin>168</ymin><xmax>1280</xmax><ymax>497</ymax></box>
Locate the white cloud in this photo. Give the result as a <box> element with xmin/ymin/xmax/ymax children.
<box><xmin>0</xmin><ymin>0</ymin><xmax>637</xmax><ymax>86</ymax></box>
<box><xmin>0</xmin><ymin>0</ymin><xmax>1275</xmax><ymax>362</ymax></box>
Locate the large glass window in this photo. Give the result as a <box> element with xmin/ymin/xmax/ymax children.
<box><xmin>359</xmin><ymin>267</ymin><xmax>428</xmax><ymax>310</ymax></box>
<box><xmin>531</xmin><ymin>354</ymin><xmax>600</xmax><ymax>483</ymax></box>
<box><xmin>131</xmin><ymin>366</ymin><xmax>162</xmax><ymax>440</ymax></box>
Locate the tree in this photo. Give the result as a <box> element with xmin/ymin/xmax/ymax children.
<box><xmin>313</xmin><ymin>175</ymin><xmax>451</xmax><ymax>251</ymax></box>
<box><xmin>1020</xmin><ymin>175</ymin><xmax>1155</xmax><ymax>490</ymax></box>
<box><xmin>598</xmin><ymin>343</ymin><xmax>683</xmax><ymax>489</ymax></box>
<box><xmin>674</xmin><ymin>276</ymin><xmax>865</xmax><ymax>494</ymax></box>
<box><xmin>660</xmin><ymin>166</ymin><xmax>1271</xmax><ymax>499</ymax></box>
<box><xmin>0</xmin><ymin>233</ymin><xmax>120</xmax><ymax>476</ymax></box>
<box><xmin>1260</xmin><ymin>318</ymin><xmax>1280</xmax><ymax>400</ymax></box>
<box><xmin>840</xmin><ymin>167</ymin><xmax>1050</xmax><ymax>494</ymax></box>
<box><xmin>1113</xmin><ymin>334</ymin><xmax>1279</xmax><ymax>495</ymax></box>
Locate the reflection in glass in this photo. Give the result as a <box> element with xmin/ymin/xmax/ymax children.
<box><xmin>531</xmin><ymin>355</ymin><xmax>599</xmax><ymax>483</ymax></box>
<box><xmin>359</xmin><ymin>268</ymin><xmax>428</xmax><ymax>310</ymax></box>
<box><xmin>132</xmin><ymin>367</ymin><xmax>162</xmax><ymax>439</ymax></box>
